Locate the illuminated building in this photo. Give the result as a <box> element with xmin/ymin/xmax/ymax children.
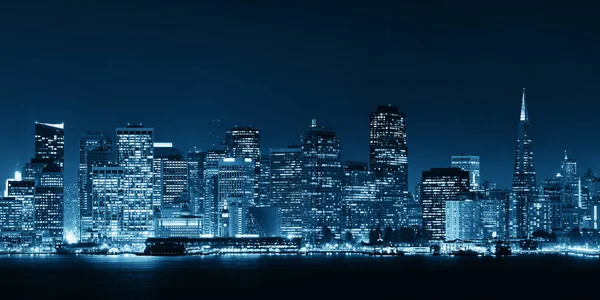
<box><xmin>7</xmin><ymin>180</ymin><xmax>35</xmax><ymax>231</ymax></box>
<box><xmin>116</xmin><ymin>124</ymin><xmax>155</xmax><ymax>243</ymax></box>
<box><xmin>369</xmin><ymin>105</ymin><xmax>408</xmax><ymax>228</ymax></box>
<box><xmin>259</xmin><ymin>154</ymin><xmax>271</xmax><ymax>206</ymax></box>
<box><xmin>156</xmin><ymin>216</ymin><xmax>202</xmax><ymax>238</ymax></box>
<box><xmin>511</xmin><ymin>88</ymin><xmax>538</xmax><ymax>238</ymax></box>
<box><xmin>451</xmin><ymin>155</ymin><xmax>481</xmax><ymax>192</ymax></box>
<box><xmin>527</xmin><ymin>201</ymin><xmax>552</xmax><ymax>233</ymax></box>
<box><xmin>341</xmin><ymin>161</ymin><xmax>377</xmax><ymax>243</ymax></box>
<box><xmin>414</xmin><ymin>183</ymin><xmax>421</xmax><ymax>205</ymax></box>
<box><xmin>154</xmin><ymin>143</ymin><xmax>188</xmax><ymax>210</ymax></box>
<box><xmin>203</xmin><ymin>149</ymin><xmax>226</xmax><ymax>235</ymax></box>
<box><xmin>80</xmin><ymin>147</ymin><xmax>115</xmax><ymax>241</ymax></box>
<box><xmin>63</xmin><ymin>182</ymin><xmax>78</xmax><ymax>238</ymax></box>
<box><xmin>301</xmin><ymin>119</ymin><xmax>343</xmax><ymax>244</ymax></box>
<box><xmin>217</xmin><ymin>158</ymin><xmax>254</xmax><ymax>237</ymax></box>
<box><xmin>187</xmin><ymin>149</ymin><xmax>206</xmax><ymax>216</ymax></box>
<box><xmin>34</xmin><ymin>122</ymin><xmax>65</xmax><ymax>170</ymax></box>
<box><xmin>561</xmin><ymin>152</ymin><xmax>581</xmax><ymax>208</ymax></box>
<box><xmin>23</xmin><ymin>158</ymin><xmax>52</xmax><ymax>185</ymax></box>
<box><xmin>91</xmin><ymin>166</ymin><xmax>125</xmax><ymax>242</ymax></box>
<box><xmin>481</xmin><ymin>190</ymin><xmax>510</xmax><ymax>240</ymax></box>
<box><xmin>445</xmin><ymin>198</ymin><xmax>482</xmax><ymax>241</ymax></box>
<box><xmin>0</xmin><ymin>197</ymin><xmax>23</xmax><ymax>232</ymax></box>
<box><xmin>421</xmin><ymin>168</ymin><xmax>469</xmax><ymax>241</ymax></box>
<box><xmin>225</xmin><ymin>126</ymin><xmax>261</xmax><ymax>205</ymax></box>
<box><xmin>78</xmin><ymin>132</ymin><xmax>112</xmax><ymax>235</ymax></box>
<box><xmin>34</xmin><ymin>163</ymin><xmax>64</xmax><ymax>240</ymax></box>
<box><xmin>270</xmin><ymin>147</ymin><xmax>303</xmax><ymax>238</ymax></box>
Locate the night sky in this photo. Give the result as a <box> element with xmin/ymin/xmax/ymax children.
<box><xmin>0</xmin><ymin>1</ymin><xmax>599</xmax><ymax>191</ymax></box>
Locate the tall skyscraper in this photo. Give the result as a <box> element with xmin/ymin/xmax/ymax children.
<box><xmin>153</xmin><ymin>143</ymin><xmax>188</xmax><ymax>211</ymax></box>
<box><xmin>34</xmin><ymin>122</ymin><xmax>65</xmax><ymax>170</ymax></box>
<box><xmin>369</xmin><ymin>105</ymin><xmax>408</xmax><ymax>228</ymax></box>
<box><xmin>116</xmin><ymin>124</ymin><xmax>155</xmax><ymax>243</ymax></box>
<box><xmin>91</xmin><ymin>165</ymin><xmax>125</xmax><ymax>242</ymax></box>
<box><xmin>341</xmin><ymin>161</ymin><xmax>377</xmax><ymax>243</ymax></box>
<box><xmin>34</xmin><ymin>163</ymin><xmax>64</xmax><ymax>240</ymax></box>
<box><xmin>421</xmin><ymin>168</ymin><xmax>469</xmax><ymax>241</ymax></box>
<box><xmin>511</xmin><ymin>88</ymin><xmax>537</xmax><ymax>238</ymax></box>
<box><xmin>225</xmin><ymin>126</ymin><xmax>261</xmax><ymax>205</ymax></box>
<box><xmin>187</xmin><ymin>149</ymin><xmax>206</xmax><ymax>216</ymax></box>
<box><xmin>7</xmin><ymin>180</ymin><xmax>35</xmax><ymax>231</ymax></box>
<box><xmin>78</xmin><ymin>132</ymin><xmax>112</xmax><ymax>229</ymax></box>
<box><xmin>270</xmin><ymin>147</ymin><xmax>303</xmax><ymax>238</ymax></box>
<box><xmin>218</xmin><ymin>157</ymin><xmax>254</xmax><ymax>237</ymax></box>
<box><xmin>203</xmin><ymin>149</ymin><xmax>226</xmax><ymax>236</ymax></box>
<box><xmin>451</xmin><ymin>155</ymin><xmax>481</xmax><ymax>192</ymax></box>
<box><xmin>561</xmin><ymin>151</ymin><xmax>581</xmax><ymax>207</ymax></box>
<box><xmin>301</xmin><ymin>119</ymin><xmax>343</xmax><ymax>244</ymax></box>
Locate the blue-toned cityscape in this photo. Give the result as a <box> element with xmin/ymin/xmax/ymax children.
<box><xmin>2</xmin><ymin>89</ymin><xmax>599</xmax><ymax>258</ymax></box>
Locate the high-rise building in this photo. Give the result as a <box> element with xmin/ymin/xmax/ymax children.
<box><xmin>7</xmin><ymin>180</ymin><xmax>35</xmax><ymax>231</ymax></box>
<box><xmin>34</xmin><ymin>163</ymin><xmax>64</xmax><ymax>240</ymax></box>
<box><xmin>301</xmin><ymin>119</ymin><xmax>343</xmax><ymax>244</ymax></box>
<box><xmin>482</xmin><ymin>189</ymin><xmax>511</xmax><ymax>240</ymax></box>
<box><xmin>511</xmin><ymin>88</ymin><xmax>538</xmax><ymax>238</ymax></box>
<box><xmin>225</xmin><ymin>126</ymin><xmax>261</xmax><ymax>206</ymax></box>
<box><xmin>270</xmin><ymin>147</ymin><xmax>303</xmax><ymax>238</ymax></box>
<box><xmin>445</xmin><ymin>198</ymin><xmax>482</xmax><ymax>241</ymax></box>
<box><xmin>34</xmin><ymin>122</ymin><xmax>65</xmax><ymax>170</ymax></box>
<box><xmin>341</xmin><ymin>161</ymin><xmax>377</xmax><ymax>243</ymax></box>
<box><xmin>116</xmin><ymin>124</ymin><xmax>154</xmax><ymax>243</ymax></box>
<box><xmin>451</xmin><ymin>155</ymin><xmax>481</xmax><ymax>192</ymax></box>
<box><xmin>187</xmin><ymin>149</ymin><xmax>206</xmax><ymax>216</ymax></box>
<box><xmin>218</xmin><ymin>157</ymin><xmax>254</xmax><ymax>237</ymax></box>
<box><xmin>203</xmin><ymin>149</ymin><xmax>226</xmax><ymax>236</ymax></box>
<box><xmin>561</xmin><ymin>151</ymin><xmax>581</xmax><ymax>208</ymax></box>
<box><xmin>369</xmin><ymin>105</ymin><xmax>408</xmax><ymax>228</ymax></box>
<box><xmin>91</xmin><ymin>166</ymin><xmax>125</xmax><ymax>242</ymax></box>
<box><xmin>78</xmin><ymin>132</ymin><xmax>112</xmax><ymax>230</ymax></box>
<box><xmin>259</xmin><ymin>154</ymin><xmax>271</xmax><ymax>206</ymax></box>
<box><xmin>0</xmin><ymin>197</ymin><xmax>23</xmax><ymax>232</ymax></box>
<box><xmin>421</xmin><ymin>168</ymin><xmax>469</xmax><ymax>241</ymax></box>
<box><xmin>154</xmin><ymin>143</ymin><xmax>187</xmax><ymax>211</ymax></box>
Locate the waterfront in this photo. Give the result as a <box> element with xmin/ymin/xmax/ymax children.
<box><xmin>0</xmin><ymin>254</ymin><xmax>597</xmax><ymax>298</ymax></box>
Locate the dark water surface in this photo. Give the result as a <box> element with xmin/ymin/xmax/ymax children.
<box><xmin>0</xmin><ymin>254</ymin><xmax>596</xmax><ymax>298</ymax></box>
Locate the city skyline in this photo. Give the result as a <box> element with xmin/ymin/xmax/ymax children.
<box><xmin>1</xmin><ymin>2</ymin><xmax>600</xmax><ymax>192</ymax></box>
<box><xmin>1</xmin><ymin>91</ymin><xmax>595</xmax><ymax>193</ymax></box>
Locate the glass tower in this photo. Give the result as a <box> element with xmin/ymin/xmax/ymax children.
<box><xmin>451</xmin><ymin>155</ymin><xmax>481</xmax><ymax>192</ymax></box>
<box><xmin>116</xmin><ymin>124</ymin><xmax>154</xmax><ymax>243</ymax></box>
<box><xmin>225</xmin><ymin>126</ymin><xmax>261</xmax><ymax>206</ymax></box>
<box><xmin>511</xmin><ymin>88</ymin><xmax>537</xmax><ymax>238</ymax></box>
<box><xmin>34</xmin><ymin>122</ymin><xmax>65</xmax><ymax>170</ymax></box>
<box><xmin>270</xmin><ymin>147</ymin><xmax>303</xmax><ymax>238</ymax></box>
<box><xmin>421</xmin><ymin>168</ymin><xmax>469</xmax><ymax>241</ymax></box>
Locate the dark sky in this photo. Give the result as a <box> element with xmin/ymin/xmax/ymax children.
<box><xmin>0</xmin><ymin>0</ymin><xmax>599</xmax><ymax>191</ymax></box>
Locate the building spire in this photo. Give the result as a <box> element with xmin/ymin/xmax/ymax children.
<box><xmin>520</xmin><ymin>88</ymin><xmax>528</xmax><ymax>121</ymax></box>
<box><xmin>564</xmin><ymin>150</ymin><xmax>568</xmax><ymax>160</ymax></box>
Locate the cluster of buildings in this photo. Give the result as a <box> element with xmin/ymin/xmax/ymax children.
<box><xmin>0</xmin><ymin>88</ymin><xmax>598</xmax><ymax>251</ymax></box>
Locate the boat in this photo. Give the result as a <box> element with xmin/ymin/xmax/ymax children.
<box><xmin>450</xmin><ymin>249</ymin><xmax>480</xmax><ymax>256</ymax></box>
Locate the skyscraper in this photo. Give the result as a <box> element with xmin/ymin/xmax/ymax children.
<box><xmin>34</xmin><ymin>122</ymin><xmax>65</xmax><ymax>170</ymax></box>
<box><xmin>203</xmin><ymin>149</ymin><xmax>226</xmax><ymax>236</ymax></box>
<box><xmin>91</xmin><ymin>166</ymin><xmax>125</xmax><ymax>242</ymax></box>
<box><xmin>369</xmin><ymin>105</ymin><xmax>408</xmax><ymax>228</ymax></box>
<box><xmin>341</xmin><ymin>161</ymin><xmax>377</xmax><ymax>243</ymax></box>
<box><xmin>301</xmin><ymin>119</ymin><xmax>343</xmax><ymax>244</ymax></box>
<box><xmin>511</xmin><ymin>88</ymin><xmax>537</xmax><ymax>238</ymax></box>
<box><xmin>421</xmin><ymin>168</ymin><xmax>470</xmax><ymax>241</ymax></box>
<box><xmin>153</xmin><ymin>143</ymin><xmax>188</xmax><ymax>210</ymax></box>
<box><xmin>116</xmin><ymin>124</ymin><xmax>154</xmax><ymax>243</ymax></box>
<box><xmin>187</xmin><ymin>149</ymin><xmax>206</xmax><ymax>216</ymax></box>
<box><xmin>218</xmin><ymin>157</ymin><xmax>254</xmax><ymax>237</ymax></box>
<box><xmin>78</xmin><ymin>132</ymin><xmax>112</xmax><ymax>230</ymax></box>
<box><xmin>451</xmin><ymin>155</ymin><xmax>481</xmax><ymax>192</ymax></box>
<box><xmin>225</xmin><ymin>126</ymin><xmax>261</xmax><ymax>206</ymax></box>
<box><xmin>270</xmin><ymin>147</ymin><xmax>303</xmax><ymax>238</ymax></box>
<box><xmin>561</xmin><ymin>151</ymin><xmax>581</xmax><ymax>208</ymax></box>
<box><xmin>34</xmin><ymin>163</ymin><xmax>64</xmax><ymax>240</ymax></box>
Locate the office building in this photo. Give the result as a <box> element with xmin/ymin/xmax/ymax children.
<box><xmin>116</xmin><ymin>124</ymin><xmax>155</xmax><ymax>243</ymax></box>
<box><xmin>203</xmin><ymin>149</ymin><xmax>226</xmax><ymax>236</ymax></box>
<box><xmin>225</xmin><ymin>126</ymin><xmax>261</xmax><ymax>205</ymax></box>
<box><xmin>270</xmin><ymin>147</ymin><xmax>303</xmax><ymax>238</ymax></box>
<box><xmin>341</xmin><ymin>161</ymin><xmax>377</xmax><ymax>242</ymax></box>
<box><xmin>34</xmin><ymin>122</ymin><xmax>65</xmax><ymax>170</ymax></box>
<box><xmin>451</xmin><ymin>155</ymin><xmax>481</xmax><ymax>192</ymax></box>
<box><xmin>421</xmin><ymin>168</ymin><xmax>469</xmax><ymax>240</ymax></box>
